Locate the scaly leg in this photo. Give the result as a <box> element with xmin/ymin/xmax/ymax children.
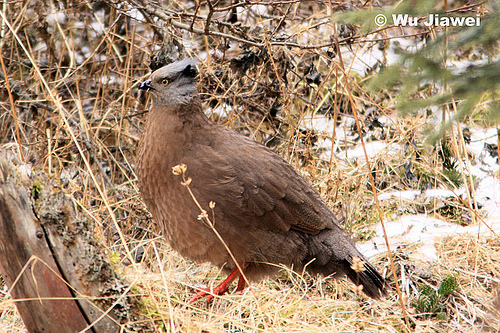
<box><xmin>188</xmin><ymin>267</ymin><xmax>244</xmax><ymax>304</ymax></box>
<box><xmin>235</xmin><ymin>274</ymin><xmax>246</xmax><ymax>292</ymax></box>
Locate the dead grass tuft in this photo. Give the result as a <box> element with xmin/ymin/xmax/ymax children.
<box><xmin>0</xmin><ymin>0</ymin><xmax>498</xmax><ymax>332</ymax></box>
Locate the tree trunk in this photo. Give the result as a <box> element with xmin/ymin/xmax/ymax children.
<box><xmin>0</xmin><ymin>152</ymin><xmax>155</xmax><ymax>333</ymax></box>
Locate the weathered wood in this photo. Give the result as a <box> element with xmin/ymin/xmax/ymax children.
<box><xmin>0</xmin><ymin>152</ymin><xmax>155</xmax><ymax>332</ymax></box>
<box><xmin>0</xmin><ymin>173</ymin><xmax>91</xmax><ymax>333</ymax></box>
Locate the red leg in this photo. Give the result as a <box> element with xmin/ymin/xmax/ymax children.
<box><xmin>188</xmin><ymin>267</ymin><xmax>242</xmax><ymax>304</ymax></box>
<box><xmin>235</xmin><ymin>274</ymin><xmax>246</xmax><ymax>292</ymax></box>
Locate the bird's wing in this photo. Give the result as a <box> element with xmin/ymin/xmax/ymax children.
<box><xmin>182</xmin><ymin>127</ymin><xmax>333</xmax><ymax>236</ymax></box>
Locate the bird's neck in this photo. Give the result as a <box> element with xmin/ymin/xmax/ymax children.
<box><xmin>173</xmin><ymin>97</ymin><xmax>209</xmax><ymax>126</ymax></box>
<box><xmin>143</xmin><ymin>97</ymin><xmax>211</xmax><ymax>148</ymax></box>
<box><xmin>152</xmin><ymin>95</ymin><xmax>207</xmax><ymax>123</ymax></box>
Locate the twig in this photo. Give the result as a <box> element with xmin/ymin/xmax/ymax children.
<box><xmin>171</xmin><ymin>164</ymin><xmax>251</xmax><ymax>293</ymax></box>
<box><xmin>204</xmin><ymin>0</ymin><xmax>214</xmax><ymax>35</ymax></box>
<box><xmin>331</xmin><ymin>28</ymin><xmax>412</xmax><ymax>331</ymax></box>
<box><xmin>118</xmin><ymin>0</ymin><xmax>388</xmax><ymax>49</ymax></box>
<box><xmin>27</xmin><ymin>102</ymin><xmax>112</xmax><ymax>186</ymax></box>
<box><xmin>453</xmin><ymin>268</ymin><xmax>500</xmax><ymax>283</ymax></box>
<box><xmin>0</xmin><ymin>52</ymin><xmax>23</xmax><ymax>162</ymax></box>
<box><xmin>0</xmin><ymin>8</ymin><xmax>137</xmax><ymax>270</ymax></box>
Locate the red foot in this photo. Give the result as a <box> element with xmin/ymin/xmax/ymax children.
<box><xmin>187</xmin><ymin>267</ymin><xmax>247</xmax><ymax>304</ymax></box>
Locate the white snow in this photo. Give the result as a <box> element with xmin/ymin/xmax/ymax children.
<box><xmin>299</xmin><ymin>108</ymin><xmax>499</xmax><ymax>263</ymax></box>
<box><xmin>300</xmin><ymin>108</ymin><xmax>499</xmax><ymax>263</ymax></box>
<box><xmin>46</xmin><ymin>12</ymin><xmax>67</xmax><ymax>26</ymax></box>
<box><xmin>359</xmin><ymin>125</ymin><xmax>500</xmax><ymax>262</ymax></box>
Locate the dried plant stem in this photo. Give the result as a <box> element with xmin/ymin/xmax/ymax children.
<box><xmin>172</xmin><ymin>165</ymin><xmax>277</xmax><ymax>332</ymax></box>
<box><xmin>2</xmin><ymin>1</ymin><xmax>497</xmax><ymax>331</ymax></box>
<box><xmin>177</xmin><ymin>172</ymin><xmax>251</xmax><ymax>294</ymax></box>
<box><xmin>0</xmin><ymin>53</ymin><xmax>23</xmax><ymax>162</ymax></box>
<box><xmin>331</xmin><ymin>29</ymin><xmax>411</xmax><ymax>331</ymax></box>
<box><xmin>152</xmin><ymin>242</ymin><xmax>176</xmax><ymax>332</ymax></box>
<box><xmin>0</xmin><ymin>9</ymin><xmax>136</xmax><ymax>267</ymax></box>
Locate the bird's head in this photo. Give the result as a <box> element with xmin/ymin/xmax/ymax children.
<box><xmin>139</xmin><ymin>58</ymin><xmax>200</xmax><ymax>107</ymax></box>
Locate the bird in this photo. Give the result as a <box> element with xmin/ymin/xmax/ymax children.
<box><xmin>137</xmin><ymin>58</ymin><xmax>386</xmax><ymax>303</ymax></box>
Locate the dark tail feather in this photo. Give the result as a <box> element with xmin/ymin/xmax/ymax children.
<box><xmin>343</xmin><ymin>256</ymin><xmax>386</xmax><ymax>299</ymax></box>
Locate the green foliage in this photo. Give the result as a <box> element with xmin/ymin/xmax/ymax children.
<box><xmin>412</xmin><ymin>274</ymin><xmax>459</xmax><ymax>319</ymax></box>
<box><xmin>437</xmin><ymin>140</ymin><xmax>463</xmax><ymax>189</ymax></box>
<box><xmin>441</xmin><ymin>169</ymin><xmax>463</xmax><ymax>189</ymax></box>
<box><xmin>340</xmin><ymin>1</ymin><xmax>500</xmax><ymax>141</ymax></box>
<box><xmin>31</xmin><ymin>180</ymin><xmax>42</xmax><ymax>200</ymax></box>
<box><xmin>108</xmin><ymin>251</ymin><xmax>121</xmax><ymax>266</ymax></box>
<box><xmin>414</xmin><ymin>284</ymin><xmax>445</xmax><ymax>315</ymax></box>
<box><xmin>438</xmin><ymin>274</ymin><xmax>460</xmax><ymax>296</ymax></box>
<box><xmin>396</xmin><ymin>8</ymin><xmax>499</xmax><ymax>139</ymax></box>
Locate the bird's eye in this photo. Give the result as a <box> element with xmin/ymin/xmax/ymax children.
<box><xmin>161</xmin><ymin>79</ymin><xmax>168</xmax><ymax>85</ymax></box>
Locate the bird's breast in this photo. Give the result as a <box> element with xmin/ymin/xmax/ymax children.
<box><xmin>136</xmin><ymin>113</ymin><xmax>220</xmax><ymax>258</ymax></box>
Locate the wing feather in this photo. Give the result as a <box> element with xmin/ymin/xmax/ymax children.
<box><xmin>183</xmin><ymin>127</ymin><xmax>334</xmax><ymax>236</ymax></box>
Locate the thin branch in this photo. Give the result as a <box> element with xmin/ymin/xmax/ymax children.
<box><xmin>331</xmin><ymin>29</ymin><xmax>412</xmax><ymax>331</ymax></box>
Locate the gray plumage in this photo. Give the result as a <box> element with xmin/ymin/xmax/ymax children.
<box><xmin>137</xmin><ymin>59</ymin><xmax>386</xmax><ymax>299</ymax></box>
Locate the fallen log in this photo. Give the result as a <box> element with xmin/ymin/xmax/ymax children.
<box><xmin>0</xmin><ymin>152</ymin><xmax>154</xmax><ymax>332</ymax></box>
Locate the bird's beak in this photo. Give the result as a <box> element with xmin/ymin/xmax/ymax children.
<box><xmin>139</xmin><ymin>79</ymin><xmax>155</xmax><ymax>91</ymax></box>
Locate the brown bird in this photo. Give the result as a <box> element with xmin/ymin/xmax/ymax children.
<box><xmin>137</xmin><ymin>59</ymin><xmax>386</xmax><ymax>302</ymax></box>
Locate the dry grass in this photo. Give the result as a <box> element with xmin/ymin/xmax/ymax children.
<box><xmin>0</xmin><ymin>0</ymin><xmax>498</xmax><ymax>332</ymax></box>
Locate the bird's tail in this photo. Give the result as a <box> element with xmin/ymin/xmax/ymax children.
<box><xmin>305</xmin><ymin>230</ymin><xmax>386</xmax><ymax>299</ymax></box>
<box><xmin>342</xmin><ymin>255</ymin><xmax>386</xmax><ymax>299</ymax></box>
